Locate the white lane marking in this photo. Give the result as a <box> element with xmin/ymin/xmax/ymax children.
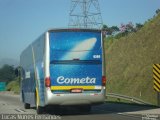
<box><xmin>117</xmin><ymin>112</ymin><xmax>141</xmax><ymax>118</ymax></box>
<box><xmin>15</xmin><ymin>108</ymin><xmax>26</xmax><ymax>113</ymax></box>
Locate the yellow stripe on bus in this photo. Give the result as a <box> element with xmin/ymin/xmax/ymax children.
<box><xmin>36</xmin><ymin>87</ymin><xmax>40</xmax><ymax>107</ymax></box>
<box><xmin>51</xmin><ymin>86</ymin><xmax>95</xmax><ymax>90</ymax></box>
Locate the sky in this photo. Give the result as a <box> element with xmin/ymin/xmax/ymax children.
<box><xmin>0</xmin><ymin>0</ymin><xmax>160</xmax><ymax>61</ymax></box>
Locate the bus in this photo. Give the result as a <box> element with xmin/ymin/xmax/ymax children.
<box><xmin>20</xmin><ymin>28</ymin><xmax>106</xmax><ymax>114</ymax></box>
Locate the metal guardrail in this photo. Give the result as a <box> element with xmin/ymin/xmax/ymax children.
<box><xmin>106</xmin><ymin>93</ymin><xmax>152</xmax><ymax>105</ymax></box>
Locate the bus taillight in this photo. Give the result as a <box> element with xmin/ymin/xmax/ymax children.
<box><xmin>45</xmin><ymin>77</ymin><xmax>51</xmax><ymax>87</ymax></box>
<box><xmin>102</xmin><ymin>76</ymin><xmax>106</xmax><ymax>86</ymax></box>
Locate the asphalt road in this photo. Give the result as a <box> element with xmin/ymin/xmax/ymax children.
<box><xmin>0</xmin><ymin>92</ymin><xmax>160</xmax><ymax>120</ymax></box>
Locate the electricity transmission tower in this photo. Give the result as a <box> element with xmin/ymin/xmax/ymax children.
<box><xmin>68</xmin><ymin>0</ymin><xmax>103</xmax><ymax>29</ymax></box>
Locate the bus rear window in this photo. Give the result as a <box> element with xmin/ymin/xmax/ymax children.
<box><xmin>49</xmin><ymin>31</ymin><xmax>101</xmax><ymax>51</ymax></box>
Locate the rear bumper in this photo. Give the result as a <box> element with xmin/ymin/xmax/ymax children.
<box><xmin>44</xmin><ymin>88</ymin><xmax>106</xmax><ymax>106</ymax></box>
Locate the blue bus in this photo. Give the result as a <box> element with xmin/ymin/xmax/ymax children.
<box><xmin>20</xmin><ymin>28</ymin><xmax>106</xmax><ymax>114</ymax></box>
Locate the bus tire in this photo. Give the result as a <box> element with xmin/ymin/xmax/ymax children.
<box><xmin>24</xmin><ymin>103</ymin><xmax>30</xmax><ymax>109</ymax></box>
<box><xmin>36</xmin><ymin>106</ymin><xmax>44</xmax><ymax>114</ymax></box>
<box><xmin>35</xmin><ymin>91</ymin><xmax>44</xmax><ymax>114</ymax></box>
<box><xmin>21</xmin><ymin>91</ymin><xmax>24</xmax><ymax>102</ymax></box>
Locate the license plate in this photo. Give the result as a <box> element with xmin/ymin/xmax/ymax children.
<box><xmin>71</xmin><ymin>88</ymin><xmax>82</xmax><ymax>93</ymax></box>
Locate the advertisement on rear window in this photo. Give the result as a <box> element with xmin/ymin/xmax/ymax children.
<box><xmin>49</xmin><ymin>31</ymin><xmax>102</xmax><ymax>61</ymax></box>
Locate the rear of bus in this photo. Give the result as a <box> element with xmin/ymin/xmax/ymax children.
<box><xmin>45</xmin><ymin>29</ymin><xmax>106</xmax><ymax>110</ymax></box>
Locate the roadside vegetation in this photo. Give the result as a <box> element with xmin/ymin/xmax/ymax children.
<box><xmin>6</xmin><ymin>77</ymin><xmax>20</xmax><ymax>94</ymax></box>
<box><xmin>104</xmin><ymin>10</ymin><xmax>160</xmax><ymax>105</ymax></box>
<box><xmin>0</xmin><ymin>64</ymin><xmax>20</xmax><ymax>94</ymax></box>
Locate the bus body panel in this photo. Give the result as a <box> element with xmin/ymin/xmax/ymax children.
<box><xmin>50</xmin><ymin>63</ymin><xmax>102</xmax><ymax>87</ymax></box>
<box><xmin>20</xmin><ymin>34</ymin><xmax>46</xmax><ymax>106</ymax></box>
<box><xmin>45</xmin><ymin>88</ymin><xmax>105</xmax><ymax>105</ymax></box>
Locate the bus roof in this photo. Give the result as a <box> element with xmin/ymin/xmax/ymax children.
<box><xmin>47</xmin><ymin>28</ymin><xmax>102</xmax><ymax>33</ymax></box>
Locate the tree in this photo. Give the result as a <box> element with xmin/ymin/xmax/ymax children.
<box><xmin>120</xmin><ymin>22</ymin><xmax>135</xmax><ymax>34</ymax></box>
<box><xmin>0</xmin><ymin>64</ymin><xmax>16</xmax><ymax>83</ymax></box>
<box><xmin>102</xmin><ymin>24</ymin><xmax>112</xmax><ymax>35</ymax></box>
<box><xmin>126</xmin><ymin>22</ymin><xmax>135</xmax><ymax>32</ymax></box>
<box><xmin>102</xmin><ymin>24</ymin><xmax>108</xmax><ymax>30</ymax></box>
<box><xmin>102</xmin><ymin>25</ymin><xmax>119</xmax><ymax>35</ymax></box>
<box><xmin>110</xmin><ymin>26</ymin><xmax>119</xmax><ymax>32</ymax></box>
<box><xmin>156</xmin><ymin>9</ymin><xmax>160</xmax><ymax>14</ymax></box>
<box><xmin>135</xmin><ymin>23</ymin><xmax>143</xmax><ymax>31</ymax></box>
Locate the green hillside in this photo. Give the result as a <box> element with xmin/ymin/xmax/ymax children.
<box><xmin>105</xmin><ymin>14</ymin><xmax>160</xmax><ymax>105</ymax></box>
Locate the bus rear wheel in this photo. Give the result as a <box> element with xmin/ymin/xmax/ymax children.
<box><xmin>36</xmin><ymin>106</ymin><xmax>44</xmax><ymax>114</ymax></box>
<box><xmin>35</xmin><ymin>92</ymin><xmax>44</xmax><ymax>114</ymax></box>
<box><xmin>22</xmin><ymin>91</ymin><xmax>30</xmax><ymax>109</ymax></box>
<box><xmin>24</xmin><ymin>103</ymin><xmax>30</xmax><ymax>109</ymax></box>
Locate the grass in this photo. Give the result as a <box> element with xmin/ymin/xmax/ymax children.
<box><xmin>105</xmin><ymin>14</ymin><xmax>160</xmax><ymax>105</ymax></box>
<box><xmin>6</xmin><ymin>77</ymin><xmax>20</xmax><ymax>94</ymax></box>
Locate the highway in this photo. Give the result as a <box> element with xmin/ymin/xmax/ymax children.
<box><xmin>0</xmin><ymin>92</ymin><xmax>160</xmax><ymax>120</ymax></box>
